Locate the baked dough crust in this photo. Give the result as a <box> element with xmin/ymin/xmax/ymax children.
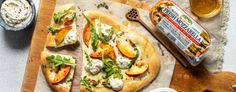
<box><xmin>80</xmin><ymin>10</ymin><xmax>161</xmax><ymax>92</ymax></box>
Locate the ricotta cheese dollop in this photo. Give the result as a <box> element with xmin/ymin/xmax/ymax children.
<box><xmin>85</xmin><ymin>59</ymin><xmax>103</xmax><ymax>75</ymax></box>
<box><xmin>94</xmin><ymin>19</ymin><xmax>112</xmax><ymax>35</ymax></box>
<box><xmin>1</xmin><ymin>0</ymin><xmax>32</xmax><ymax>28</ymax></box>
<box><xmin>117</xmin><ymin>56</ymin><xmax>131</xmax><ymax>69</ymax></box>
<box><xmin>63</xmin><ymin>30</ymin><xmax>78</xmax><ymax>45</ymax></box>
<box><xmin>109</xmin><ymin>77</ymin><xmax>124</xmax><ymax>91</ymax></box>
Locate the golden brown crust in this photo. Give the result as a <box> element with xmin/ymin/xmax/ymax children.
<box><xmin>41</xmin><ymin>66</ymin><xmax>70</xmax><ymax>92</ymax></box>
<box><xmin>81</xmin><ymin>11</ymin><xmax>160</xmax><ymax>92</ymax></box>
<box><xmin>40</xmin><ymin>51</ymin><xmax>75</xmax><ymax>92</ymax></box>
<box><xmin>45</xmin><ymin>33</ymin><xmax>57</xmax><ymax>47</ymax></box>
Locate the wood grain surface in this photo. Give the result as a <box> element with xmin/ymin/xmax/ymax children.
<box><xmin>21</xmin><ymin>0</ymin><xmax>236</xmax><ymax>92</ymax></box>
<box><xmin>21</xmin><ymin>0</ymin><xmax>56</xmax><ymax>92</ymax></box>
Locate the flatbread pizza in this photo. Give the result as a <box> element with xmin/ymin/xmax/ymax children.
<box><xmin>40</xmin><ymin>4</ymin><xmax>78</xmax><ymax>92</ymax></box>
<box><xmin>40</xmin><ymin>51</ymin><xmax>77</xmax><ymax>92</ymax></box>
<box><xmin>45</xmin><ymin>4</ymin><xmax>78</xmax><ymax>48</ymax></box>
<box><xmin>80</xmin><ymin>10</ymin><xmax>161</xmax><ymax>92</ymax></box>
<box><xmin>40</xmin><ymin>3</ymin><xmax>161</xmax><ymax>92</ymax></box>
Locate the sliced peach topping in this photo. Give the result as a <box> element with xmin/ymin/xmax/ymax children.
<box><xmin>55</xmin><ymin>26</ymin><xmax>72</xmax><ymax>45</ymax></box>
<box><xmin>126</xmin><ymin>62</ymin><xmax>148</xmax><ymax>76</ymax></box>
<box><xmin>108</xmin><ymin>50</ymin><xmax>116</xmax><ymax>61</ymax></box>
<box><xmin>83</xmin><ymin>18</ymin><xmax>95</xmax><ymax>47</ymax></box>
<box><xmin>64</xmin><ymin>17</ymin><xmax>74</xmax><ymax>25</ymax></box>
<box><xmin>116</xmin><ymin>39</ymin><xmax>136</xmax><ymax>59</ymax></box>
<box><xmin>90</xmin><ymin>44</ymin><xmax>116</xmax><ymax>60</ymax></box>
<box><xmin>52</xmin><ymin>66</ymin><xmax>71</xmax><ymax>84</ymax></box>
<box><xmin>100</xmin><ymin>43</ymin><xmax>116</xmax><ymax>60</ymax></box>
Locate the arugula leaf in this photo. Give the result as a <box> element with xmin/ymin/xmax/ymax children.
<box><xmin>102</xmin><ymin>57</ymin><xmax>123</xmax><ymax>79</ymax></box>
<box><xmin>97</xmin><ymin>19</ymin><xmax>105</xmax><ymax>43</ymax></box>
<box><xmin>97</xmin><ymin>19</ymin><xmax>107</xmax><ymax>43</ymax></box>
<box><xmin>46</xmin><ymin>55</ymin><xmax>76</xmax><ymax>67</ymax></box>
<box><xmin>64</xmin><ymin>12</ymin><xmax>76</xmax><ymax>25</ymax></box>
<box><xmin>97</xmin><ymin>18</ymin><xmax>102</xmax><ymax>33</ymax></box>
<box><xmin>99</xmin><ymin>33</ymin><xmax>107</xmax><ymax>43</ymax></box>
<box><xmin>128</xmin><ymin>49</ymin><xmax>139</xmax><ymax>68</ymax></box>
<box><xmin>97</xmin><ymin>19</ymin><xmax>114</xmax><ymax>43</ymax></box>
<box><xmin>84</xmin><ymin>51</ymin><xmax>92</xmax><ymax>66</ymax></box>
<box><xmin>48</xmin><ymin>26</ymin><xmax>60</xmax><ymax>34</ymax></box>
<box><xmin>53</xmin><ymin>6</ymin><xmax>74</xmax><ymax>23</ymax></box>
<box><xmin>102</xmin><ymin>79</ymin><xmax>111</xmax><ymax>88</ymax></box>
<box><xmin>99</xmin><ymin>28</ymin><xmax>114</xmax><ymax>43</ymax></box>
<box><xmin>80</xmin><ymin>76</ymin><xmax>94</xmax><ymax>92</ymax></box>
<box><xmin>82</xmin><ymin>13</ymin><xmax>99</xmax><ymax>51</ymax></box>
<box><xmin>70</xmin><ymin>12</ymin><xmax>76</xmax><ymax>20</ymax></box>
<box><xmin>53</xmin><ymin>12</ymin><xmax>67</xmax><ymax>23</ymax></box>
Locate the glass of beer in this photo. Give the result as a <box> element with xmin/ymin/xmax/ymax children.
<box><xmin>190</xmin><ymin>0</ymin><xmax>223</xmax><ymax>18</ymax></box>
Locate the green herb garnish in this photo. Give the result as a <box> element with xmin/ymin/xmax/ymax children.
<box><xmin>97</xmin><ymin>19</ymin><xmax>104</xmax><ymax>42</ymax></box>
<box><xmin>48</xmin><ymin>26</ymin><xmax>60</xmax><ymax>34</ymax></box>
<box><xmin>97</xmin><ymin>20</ymin><xmax>114</xmax><ymax>43</ymax></box>
<box><xmin>84</xmin><ymin>51</ymin><xmax>92</xmax><ymax>66</ymax></box>
<box><xmin>100</xmin><ymin>33</ymin><xmax>107</xmax><ymax>43</ymax></box>
<box><xmin>53</xmin><ymin>6</ymin><xmax>74</xmax><ymax>23</ymax></box>
<box><xmin>102</xmin><ymin>79</ymin><xmax>111</xmax><ymax>88</ymax></box>
<box><xmin>97</xmin><ymin>20</ymin><xmax>113</xmax><ymax>43</ymax></box>
<box><xmin>46</xmin><ymin>55</ymin><xmax>76</xmax><ymax>67</ymax></box>
<box><xmin>72</xmin><ymin>12</ymin><xmax>76</xmax><ymax>20</ymax></box>
<box><xmin>80</xmin><ymin>76</ymin><xmax>94</xmax><ymax>92</ymax></box>
<box><xmin>82</xmin><ymin>13</ymin><xmax>99</xmax><ymax>51</ymax></box>
<box><xmin>64</xmin><ymin>12</ymin><xmax>76</xmax><ymax>25</ymax></box>
<box><xmin>100</xmin><ymin>28</ymin><xmax>114</xmax><ymax>43</ymax></box>
<box><xmin>102</xmin><ymin>57</ymin><xmax>123</xmax><ymax>79</ymax></box>
<box><xmin>128</xmin><ymin>49</ymin><xmax>139</xmax><ymax>68</ymax></box>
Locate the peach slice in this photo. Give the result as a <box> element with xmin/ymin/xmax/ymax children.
<box><xmin>55</xmin><ymin>26</ymin><xmax>72</xmax><ymax>45</ymax></box>
<box><xmin>90</xmin><ymin>44</ymin><xmax>116</xmax><ymax>60</ymax></box>
<box><xmin>100</xmin><ymin>44</ymin><xmax>116</xmax><ymax>60</ymax></box>
<box><xmin>126</xmin><ymin>62</ymin><xmax>148</xmax><ymax>76</ymax></box>
<box><xmin>116</xmin><ymin>39</ymin><xmax>136</xmax><ymax>59</ymax></box>
<box><xmin>83</xmin><ymin>18</ymin><xmax>95</xmax><ymax>47</ymax></box>
<box><xmin>52</xmin><ymin>66</ymin><xmax>71</xmax><ymax>84</ymax></box>
<box><xmin>64</xmin><ymin>17</ymin><xmax>74</xmax><ymax>25</ymax></box>
<box><xmin>108</xmin><ymin>50</ymin><xmax>116</xmax><ymax>61</ymax></box>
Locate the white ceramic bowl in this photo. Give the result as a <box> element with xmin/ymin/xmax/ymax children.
<box><xmin>0</xmin><ymin>0</ymin><xmax>36</xmax><ymax>31</ymax></box>
<box><xmin>150</xmin><ymin>88</ymin><xmax>177</xmax><ymax>92</ymax></box>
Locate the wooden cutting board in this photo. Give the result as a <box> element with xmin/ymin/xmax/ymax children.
<box><xmin>21</xmin><ymin>0</ymin><xmax>236</xmax><ymax>92</ymax></box>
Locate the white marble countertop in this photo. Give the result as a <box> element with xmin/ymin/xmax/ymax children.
<box><xmin>0</xmin><ymin>0</ymin><xmax>235</xmax><ymax>91</ymax></box>
<box><xmin>223</xmin><ymin>0</ymin><xmax>236</xmax><ymax>72</ymax></box>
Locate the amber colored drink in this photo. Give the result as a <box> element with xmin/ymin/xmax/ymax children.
<box><xmin>190</xmin><ymin>0</ymin><xmax>223</xmax><ymax>18</ymax></box>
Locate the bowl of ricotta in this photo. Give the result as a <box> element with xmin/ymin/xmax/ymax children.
<box><xmin>0</xmin><ymin>0</ymin><xmax>36</xmax><ymax>31</ymax></box>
